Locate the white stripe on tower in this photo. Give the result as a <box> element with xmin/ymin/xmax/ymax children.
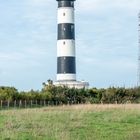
<box><xmin>56</xmin><ymin>0</ymin><xmax>76</xmax><ymax>81</ymax></box>
<box><xmin>57</xmin><ymin>7</ymin><xmax>74</xmax><ymax>24</ymax></box>
<box><xmin>57</xmin><ymin>40</ymin><xmax>75</xmax><ymax>57</ymax></box>
<box><xmin>57</xmin><ymin>74</ymin><xmax>76</xmax><ymax>81</ymax></box>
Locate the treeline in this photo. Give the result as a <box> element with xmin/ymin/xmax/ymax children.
<box><xmin>0</xmin><ymin>84</ymin><xmax>140</xmax><ymax>104</ymax></box>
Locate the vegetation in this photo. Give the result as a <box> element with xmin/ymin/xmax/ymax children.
<box><xmin>0</xmin><ymin>104</ymin><xmax>140</xmax><ymax>140</ymax></box>
<box><xmin>0</xmin><ymin>85</ymin><xmax>140</xmax><ymax>105</ymax></box>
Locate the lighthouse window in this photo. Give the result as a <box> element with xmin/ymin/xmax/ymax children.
<box><xmin>63</xmin><ymin>13</ymin><xmax>65</xmax><ymax>16</ymax></box>
<box><xmin>71</xmin><ymin>25</ymin><xmax>74</xmax><ymax>31</ymax></box>
<box><xmin>71</xmin><ymin>2</ymin><xmax>74</xmax><ymax>7</ymax></box>
<box><xmin>63</xmin><ymin>41</ymin><xmax>65</xmax><ymax>45</ymax></box>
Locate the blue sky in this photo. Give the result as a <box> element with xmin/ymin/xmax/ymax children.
<box><xmin>0</xmin><ymin>0</ymin><xmax>139</xmax><ymax>91</ymax></box>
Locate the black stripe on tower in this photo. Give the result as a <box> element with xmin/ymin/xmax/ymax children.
<box><xmin>58</xmin><ymin>23</ymin><xmax>75</xmax><ymax>40</ymax></box>
<box><xmin>58</xmin><ymin>1</ymin><xmax>74</xmax><ymax>8</ymax></box>
<box><xmin>57</xmin><ymin>57</ymin><xmax>76</xmax><ymax>74</ymax></box>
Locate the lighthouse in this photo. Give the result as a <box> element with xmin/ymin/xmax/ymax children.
<box><xmin>54</xmin><ymin>0</ymin><xmax>89</xmax><ymax>88</ymax></box>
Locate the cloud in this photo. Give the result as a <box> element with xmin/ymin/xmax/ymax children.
<box><xmin>77</xmin><ymin>0</ymin><xmax>140</xmax><ymax>14</ymax></box>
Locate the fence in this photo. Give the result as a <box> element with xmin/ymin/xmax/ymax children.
<box><xmin>0</xmin><ymin>100</ymin><xmax>82</xmax><ymax>110</ymax></box>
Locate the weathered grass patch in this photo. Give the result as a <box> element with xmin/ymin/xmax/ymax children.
<box><xmin>0</xmin><ymin>104</ymin><xmax>140</xmax><ymax>140</ymax></box>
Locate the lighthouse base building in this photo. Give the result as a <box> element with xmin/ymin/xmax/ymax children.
<box><xmin>54</xmin><ymin>80</ymin><xmax>89</xmax><ymax>89</ymax></box>
<box><xmin>54</xmin><ymin>0</ymin><xmax>89</xmax><ymax>89</ymax></box>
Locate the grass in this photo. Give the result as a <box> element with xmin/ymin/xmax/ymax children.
<box><xmin>0</xmin><ymin>104</ymin><xmax>140</xmax><ymax>140</ymax></box>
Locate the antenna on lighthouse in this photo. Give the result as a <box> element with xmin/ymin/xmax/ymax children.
<box><xmin>138</xmin><ymin>12</ymin><xmax>140</xmax><ymax>87</ymax></box>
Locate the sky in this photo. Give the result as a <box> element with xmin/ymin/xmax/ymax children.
<box><xmin>0</xmin><ymin>0</ymin><xmax>140</xmax><ymax>91</ymax></box>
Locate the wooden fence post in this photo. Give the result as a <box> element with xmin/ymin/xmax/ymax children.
<box><xmin>1</xmin><ymin>100</ymin><xmax>2</xmax><ymax>109</ymax></box>
<box><xmin>35</xmin><ymin>100</ymin><xmax>37</xmax><ymax>107</ymax></box>
<box><xmin>14</xmin><ymin>100</ymin><xmax>16</xmax><ymax>108</ymax></box>
<box><xmin>7</xmin><ymin>100</ymin><xmax>10</xmax><ymax>109</ymax></box>
<box><xmin>19</xmin><ymin>100</ymin><xmax>22</xmax><ymax>108</ymax></box>
<box><xmin>40</xmin><ymin>100</ymin><xmax>42</xmax><ymax>107</ymax></box>
<box><xmin>31</xmin><ymin>100</ymin><xmax>32</xmax><ymax>108</ymax></box>
<box><xmin>25</xmin><ymin>100</ymin><xmax>27</xmax><ymax>108</ymax></box>
<box><xmin>48</xmin><ymin>101</ymin><xmax>49</xmax><ymax>106</ymax></box>
<box><xmin>44</xmin><ymin>100</ymin><xmax>46</xmax><ymax>106</ymax></box>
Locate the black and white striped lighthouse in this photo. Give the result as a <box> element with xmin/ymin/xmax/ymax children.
<box><xmin>56</xmin><ymin>0</ymin><xmax>76</xmax><ymax>81</ymax></box>
<box><xmin>55</xmin><ymin>0</ymin><xmax>89</xmax><ymax>88</ymax></box>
